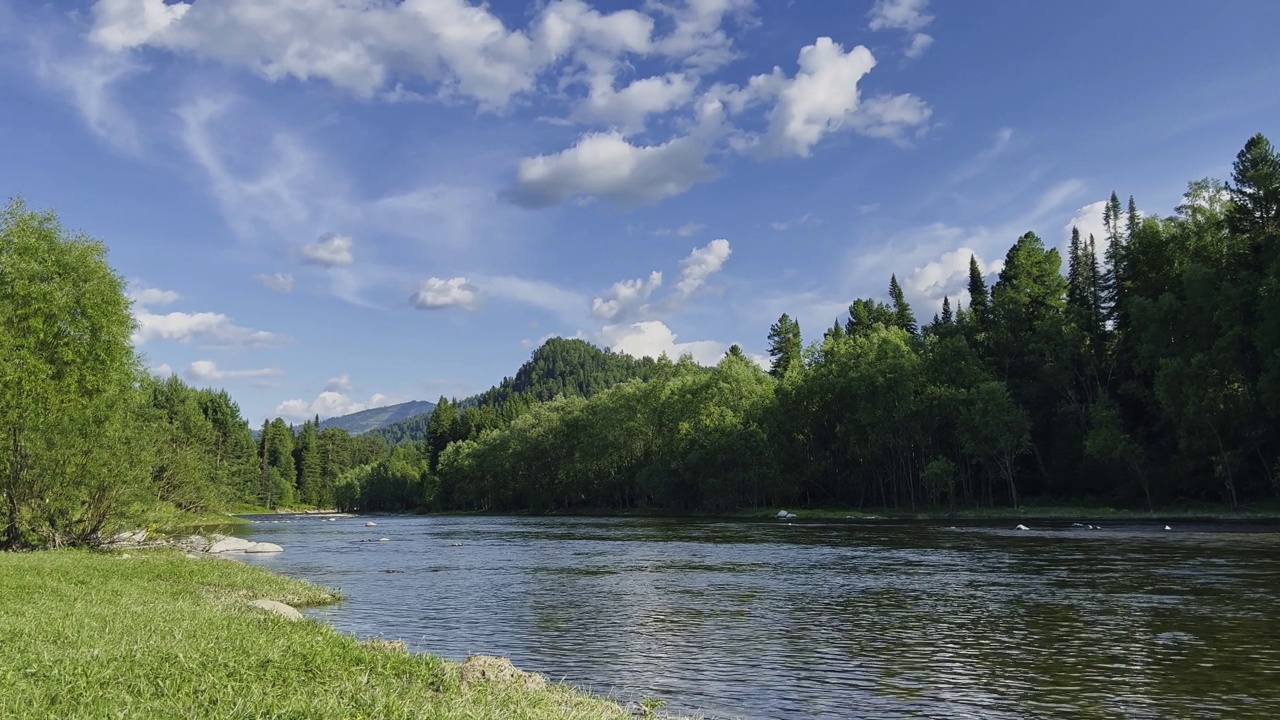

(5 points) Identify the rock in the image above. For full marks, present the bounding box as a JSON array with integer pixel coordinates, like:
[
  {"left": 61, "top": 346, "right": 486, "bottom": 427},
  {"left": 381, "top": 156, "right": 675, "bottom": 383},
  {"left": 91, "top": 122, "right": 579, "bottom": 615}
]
[
  {"left": 248, "top": 599, "right": 303, "bottom": 621},
  {"left": 1164, "top": 525, "right": 1173, "bottom": 531},
  {"left": 459, "top": 655, "right": 546, "bottom": 691},
  {"left": 776, "top": 510, "right": 789, "bottom": 519},
  {"left": 378, "top": 537, "right": 389, "bottom": 542},
  {"left": 184, "top": 553, "right": 202, "bottom": 559},
  {"left": 119, "top": 553, "right": 132, "bottom": 559},
  {"left": 365, "top": 521, "right": 378, "bottom": 527},
  {"left": 363, "top": 638, "right": 408, "bottom": 653},
  {"left": 112, "top": 530, "right": 148, "bottom": 544},
  {"left": 207, "top": 537, "right": 254, "bottom": 553},
  {"left": 1015, "top": 524, "right": 1030, "bottom": 531},
  {"left": 245, "top": 542, "right": 284, "bottom": 554}
]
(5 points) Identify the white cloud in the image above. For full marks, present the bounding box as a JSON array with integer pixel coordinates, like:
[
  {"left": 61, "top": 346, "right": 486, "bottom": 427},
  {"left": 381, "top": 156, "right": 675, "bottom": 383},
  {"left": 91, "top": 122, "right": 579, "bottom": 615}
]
[
  {"left": 676, "top": 238, "right": 732, "bottom": 299},
  {"left": 254, "top": 272, "right": 294, "bottom": 293},
  {"left": 904, "top": 246, "right": 1002, "bottom": 312},
  {"left": 34, "top": 41, "right": 144, "bottom": 154},
  {"left": 591, "top": 271, "right": 663, "bottom": 320},
  {"left": 410, "top": 277, "right": 479, "bottom": 311},
  {"left": 771, "top": 212, "right": 818, "bottom": 231},
  {"left": 597, "top": 320, "right": 726, "bottom": 366},
  {"left": 149, "top": 363, "right": 174, "bottom": 377},
  {"left": 325, "top": 374, "right": 353, "bottom": 393},
  {"left": 509, "top": 129, "right": 718, "bottom": 208},
  {"left": 86, "top": 0, "right": 740, "bottom": 112},
  {"left": 300, "top": 233, "right": 354, "bottom": 267},
  {"left": 275, "top": 391, "right": 394, "bottom": 421},
  {"left": 1064, "top": 201, "right": 1108, "bottom": 253},
  {"left": 868, "top": 0, "right": 934, "bottom": 33},
  {"left": 746, "top": 38, "right": 929, "bottom": 157},
  {"left": 128, "top": 282, "right": 180, "bottom": 307},
  {"left": 577, "top": 72, "right": 697, "bottom": 133},
  {"left": 185, "top": 360, "right": 283, "bottom": 383},
  {"left": 133, "top": 309, "right": 289, "bottom": 348},
  {"left": 904, "top": 33, "right": 933, "bottom": 59}
]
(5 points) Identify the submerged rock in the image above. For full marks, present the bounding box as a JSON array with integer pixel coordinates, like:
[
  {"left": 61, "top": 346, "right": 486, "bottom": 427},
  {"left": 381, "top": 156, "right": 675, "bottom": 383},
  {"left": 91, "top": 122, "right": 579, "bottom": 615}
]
[
  {"left": 365, "top": 521, "right": 378, "bottom": 527},
  {"left": 248, "top": 599, "right": 303, "bottom": 622},
  {"left": 245, "top": 542, "right": 283, "bottom": 554},
  {"left": 459, "top": 655, "right": 546, "bottom": 691}
]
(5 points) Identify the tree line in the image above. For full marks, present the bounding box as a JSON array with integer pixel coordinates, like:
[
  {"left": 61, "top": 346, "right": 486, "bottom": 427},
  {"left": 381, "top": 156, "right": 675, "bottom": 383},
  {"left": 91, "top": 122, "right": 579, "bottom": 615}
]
[
  {"left": 5, "top": 133, "right": 1278, "bottom": 543},
  {"left": 342, "top": 133, "right": 1280, "bottom": 514},
  {"left": 0, "top": 198, "right": 398, "bottom": 547}
]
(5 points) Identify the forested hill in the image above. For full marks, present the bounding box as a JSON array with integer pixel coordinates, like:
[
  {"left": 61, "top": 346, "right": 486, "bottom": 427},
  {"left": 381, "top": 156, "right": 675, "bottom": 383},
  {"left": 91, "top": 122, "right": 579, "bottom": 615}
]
[
  {"left": 316, "top": 400, "right": 436, "bottom": 435},
  {"left": 369, "top": 338, "right": 657, "bottom": 445}
]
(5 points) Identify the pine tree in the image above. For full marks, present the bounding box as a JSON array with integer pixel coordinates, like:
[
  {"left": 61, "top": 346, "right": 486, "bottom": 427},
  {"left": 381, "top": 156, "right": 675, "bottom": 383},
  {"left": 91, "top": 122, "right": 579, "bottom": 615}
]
[
  {"left": 1086, "top": 234, "right": 1104, "bottom": 340},
  {"left": 966, "top": 254, "right": 989, "bottom": 326},
  {"left": 1226, "top": 133, "right": 1280, "bottom": 239},
  {"left": 426, "top": 397, "right": 457, "bottom": 471},
  {"left": 888, "top": 274, "right": 918, "bottom": 335},
  {"left": 766, "top": 313, "right": 802, "bottom": 379},
  {"left": 293, "top": 420, "right": 322, "bottom": 505},
  {"left": 1067, "top": 226, "right": 1084, "bottom": 314},
  {"left": 1102, "top": 191, "right": 1125, "bottom": 327},
  {"left": 941, "top": 296, "right": 954, "bottom": 324}
]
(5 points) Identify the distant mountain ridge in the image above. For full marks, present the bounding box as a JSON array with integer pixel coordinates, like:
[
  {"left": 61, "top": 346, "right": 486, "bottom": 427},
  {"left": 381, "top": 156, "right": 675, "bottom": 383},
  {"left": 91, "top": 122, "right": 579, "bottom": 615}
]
[{"left": 316, "top": 400, "right": 436, "bottom": 435}]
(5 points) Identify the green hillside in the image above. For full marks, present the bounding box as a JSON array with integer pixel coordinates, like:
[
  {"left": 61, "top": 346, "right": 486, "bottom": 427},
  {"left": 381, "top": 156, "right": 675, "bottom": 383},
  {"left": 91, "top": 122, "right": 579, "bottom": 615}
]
[{"left": 317, "top": 400, "right": 436, "bottom": 435}]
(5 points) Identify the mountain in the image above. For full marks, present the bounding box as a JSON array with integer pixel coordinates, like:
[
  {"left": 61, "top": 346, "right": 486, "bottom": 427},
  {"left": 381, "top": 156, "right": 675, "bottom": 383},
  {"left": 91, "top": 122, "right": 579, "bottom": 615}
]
[
  {"left": 369, "top": 338, "right": 658, "bottom": 445},
  {"left": 316, "top": 400, "right": 436, "bottom": 435}
]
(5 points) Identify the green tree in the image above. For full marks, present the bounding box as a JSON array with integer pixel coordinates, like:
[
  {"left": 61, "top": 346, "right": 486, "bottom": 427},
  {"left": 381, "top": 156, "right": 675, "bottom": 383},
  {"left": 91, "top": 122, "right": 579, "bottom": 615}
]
[
  {"left": 1, "top": 199, "right": 147, "bottom": 548},
  {"left": 766, "top": 313, "right": 802, "bottom": 379},
  {"left": 888, "top": 274, "right": 918, "bottom": 335}
]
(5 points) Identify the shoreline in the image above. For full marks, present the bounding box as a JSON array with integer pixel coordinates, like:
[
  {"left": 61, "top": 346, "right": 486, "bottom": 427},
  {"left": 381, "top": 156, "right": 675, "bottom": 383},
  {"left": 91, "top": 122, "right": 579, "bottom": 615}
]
[
  {"left": 331, "top": 503, "right": 1280, "bottom": 524},
  {"left": 0, "top": 548, "right": 672, "bottom": 719}
]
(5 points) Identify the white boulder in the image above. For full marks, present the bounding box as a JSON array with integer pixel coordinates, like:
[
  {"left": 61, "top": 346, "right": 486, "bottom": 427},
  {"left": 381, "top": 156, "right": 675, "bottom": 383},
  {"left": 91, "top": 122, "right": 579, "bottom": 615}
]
[
  {"left": 365, "top": 522, "right": 378, "bottom": 527},
  {"left": 248, "top": 599, "right": 303, "bottom": 622},
  {"left": 1015, "top": 524, "right": 1030, "bottom": 531},
  {"left": 245, "top": 542, "right": 284, "bottom": 554},
  {"left": 207, "top": 537, "right": 254, "bottom": 553}
]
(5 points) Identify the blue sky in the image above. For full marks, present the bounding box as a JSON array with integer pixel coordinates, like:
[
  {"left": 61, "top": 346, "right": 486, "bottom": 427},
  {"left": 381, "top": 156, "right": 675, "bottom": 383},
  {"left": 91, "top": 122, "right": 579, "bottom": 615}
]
[{"left": 2, "top": 0, "right": 1277, "bottom": 425}]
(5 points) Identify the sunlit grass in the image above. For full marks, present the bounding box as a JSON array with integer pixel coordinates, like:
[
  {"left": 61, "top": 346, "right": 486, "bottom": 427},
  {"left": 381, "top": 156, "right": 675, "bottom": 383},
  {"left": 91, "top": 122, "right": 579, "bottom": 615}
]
[{"left": 0, "top": 550, "right": 652, "bottom": 719}]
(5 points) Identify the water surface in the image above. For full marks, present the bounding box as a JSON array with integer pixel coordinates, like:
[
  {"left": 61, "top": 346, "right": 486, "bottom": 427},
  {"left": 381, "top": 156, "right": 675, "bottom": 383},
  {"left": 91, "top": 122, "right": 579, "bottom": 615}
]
[{"left": 241, "top": 515, "right": 1280, "bottom": 719}]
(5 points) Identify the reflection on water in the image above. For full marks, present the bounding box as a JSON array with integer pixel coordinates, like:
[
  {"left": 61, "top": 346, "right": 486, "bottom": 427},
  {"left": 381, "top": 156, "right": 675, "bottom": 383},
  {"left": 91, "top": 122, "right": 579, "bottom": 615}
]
[{"left": 241, "top": 516, "right": 1280, "bottom": 719}]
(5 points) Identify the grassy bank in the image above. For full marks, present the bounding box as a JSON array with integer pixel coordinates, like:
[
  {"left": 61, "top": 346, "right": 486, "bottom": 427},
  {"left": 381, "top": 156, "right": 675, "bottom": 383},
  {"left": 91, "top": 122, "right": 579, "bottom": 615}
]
[{"left": 0, "top": 551, "right": 649, "bottom": 719}]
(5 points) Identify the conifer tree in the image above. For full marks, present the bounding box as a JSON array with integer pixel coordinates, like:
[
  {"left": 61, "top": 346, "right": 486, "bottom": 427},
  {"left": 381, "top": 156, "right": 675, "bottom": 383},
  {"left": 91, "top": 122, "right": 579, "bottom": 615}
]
[
  {"left": 767, "top": 314, "right": 802, "bottom": 379},
  {"left": 941, "top": 296, "right": 954, "bottom": 324},
  {"left": 888, "top": 274, "right": 918, "bottom": 335},
  {"left": 966, "top": 254, "right": 989, "bottom": 326}
]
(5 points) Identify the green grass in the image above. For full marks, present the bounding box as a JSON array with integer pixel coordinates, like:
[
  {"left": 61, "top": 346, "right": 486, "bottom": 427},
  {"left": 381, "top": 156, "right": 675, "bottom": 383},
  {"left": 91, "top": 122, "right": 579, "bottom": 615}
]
[{"left": 0, "top": 550, "right": 651, "bottom": 719}]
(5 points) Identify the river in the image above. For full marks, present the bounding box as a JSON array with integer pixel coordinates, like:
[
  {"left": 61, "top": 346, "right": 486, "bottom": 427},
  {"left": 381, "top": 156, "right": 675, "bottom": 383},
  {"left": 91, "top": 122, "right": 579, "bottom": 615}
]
[{"left": 239, "top": 515, "right": 1280, "bottom": 719}]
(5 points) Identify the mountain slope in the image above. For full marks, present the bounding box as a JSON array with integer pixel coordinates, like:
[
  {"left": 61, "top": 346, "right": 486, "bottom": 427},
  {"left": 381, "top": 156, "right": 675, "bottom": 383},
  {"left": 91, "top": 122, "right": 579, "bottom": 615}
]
[
  {"left": 316, "top": 400, "right": 436, "bottom": 435},
  {"left": 370, "top": 338, "right": 658, "bottom": 445}
]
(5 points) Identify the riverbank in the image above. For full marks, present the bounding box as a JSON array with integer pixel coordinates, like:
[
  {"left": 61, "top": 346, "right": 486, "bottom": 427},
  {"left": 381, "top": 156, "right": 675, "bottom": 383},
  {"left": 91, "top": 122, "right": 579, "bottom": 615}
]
[
  {"left": 0, "top": 550, "right": 660, "bottom": 719},
  {"left": 415, "top": 501, "right": 1280, "bottom": 523}
]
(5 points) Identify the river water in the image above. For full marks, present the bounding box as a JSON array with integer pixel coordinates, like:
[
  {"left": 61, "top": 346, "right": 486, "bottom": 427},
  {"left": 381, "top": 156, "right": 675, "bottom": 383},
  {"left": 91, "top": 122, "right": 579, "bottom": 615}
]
[{"left": 239, "top": 515, "right": 1280, "bottom": 719}]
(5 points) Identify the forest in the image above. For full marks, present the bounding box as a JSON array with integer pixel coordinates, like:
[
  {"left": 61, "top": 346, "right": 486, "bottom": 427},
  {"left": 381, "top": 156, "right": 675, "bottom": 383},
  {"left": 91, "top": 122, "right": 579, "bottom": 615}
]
[{"left": 2, "top": 133, "right": 1278, "bottom": 547}]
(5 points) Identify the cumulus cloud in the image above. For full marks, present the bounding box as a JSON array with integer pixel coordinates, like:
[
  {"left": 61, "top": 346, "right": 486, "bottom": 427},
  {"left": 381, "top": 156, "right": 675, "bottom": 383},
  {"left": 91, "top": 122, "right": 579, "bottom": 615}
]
[
  {"left": 904, "top": 33, "right": 933, "bottom": 59},
  {"left": 132, "top": 309, "right": 289, "bottom": 348},
  {"left": 868, "top": 0, "right": 934, "bottom": 33},
  {"left": 85, "top": 0, "right": 742, "bottom": 111},
  {"left": 128, "top": 282, "right": 180, "bottom": 307},
  {"left": 185, "top": 360, "right": 283, "bottom": 383},
  {"left": 325, "top": 374, "right": 353, "bottom": 393},
  {"left": 300, "top": 233, "right": 354, "bottom": 267},
  {"left": 746, "top": 38, "right": 929, "bottom": 157},
  {"left": 591, "top": 271, "right": 663, "bottom": 320},
  {"left": 904, "top": 246, "right": 1003, "bottom": 311},
  {"left": 149, "top": 363, "right": 174, "bottom": 377},
  {"left": 254, "top": 272, "right": 294, "bottom": 293},
  {"left": 577, "top": 72, "right": 697, "bottom": 133},
  {"left": 275, "top": 391, "right": 394, "bottom": 421},
  {"left": 597, "top": 320, "right": 726, "bottom": 366},
  {"left": 676, "top": 238, "right": 731, "bottom": 299},
  {"left": 509, "top": 129, "right": 718, "bottom": 208},
  {"left": 410, "top": 277, "right": 479, "bottom": 310}
]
